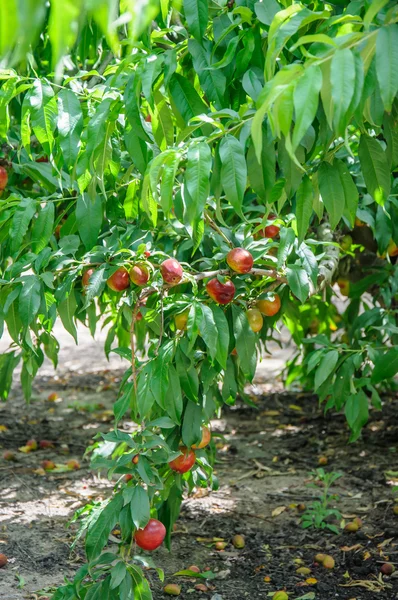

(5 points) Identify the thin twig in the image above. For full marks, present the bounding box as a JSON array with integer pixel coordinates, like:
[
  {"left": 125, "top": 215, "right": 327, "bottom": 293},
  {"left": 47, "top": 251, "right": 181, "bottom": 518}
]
[{"left": 204, "top": 211, "right": 234, "bottom": 248}]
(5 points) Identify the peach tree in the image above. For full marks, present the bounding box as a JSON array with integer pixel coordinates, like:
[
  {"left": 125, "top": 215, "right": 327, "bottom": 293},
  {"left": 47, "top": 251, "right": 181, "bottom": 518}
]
[{"left": 0, "top": 0, "right": 397, "bottom": 597}]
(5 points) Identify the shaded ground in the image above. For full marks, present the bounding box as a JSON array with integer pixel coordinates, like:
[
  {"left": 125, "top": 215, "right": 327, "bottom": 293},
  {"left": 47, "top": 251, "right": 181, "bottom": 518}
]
[{"left": 0, "top": 370, "right": 397, "bottom": 600}]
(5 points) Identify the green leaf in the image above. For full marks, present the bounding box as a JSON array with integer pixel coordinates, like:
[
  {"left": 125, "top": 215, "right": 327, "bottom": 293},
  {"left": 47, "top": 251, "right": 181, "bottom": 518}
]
[
  {"left": 254, "top": 0, "right": 280, "bottom": 26},
  {"left": 318, "top": 162, "right": 345, "bottom": 229},
  {"left": 295, "top": 175, "right": 313, "bottom": 245},
  {"left": 292, "top": 65, "right": 322, "bottom": 150},
  {"left": 31, "top": 202, "right": 54, "bottom": 253},
  {"left": 371, "top": 348, "right": 398, "bottom": 384},
  {"left": 330, "top": 48, "right": 355, "bottom": 135},
  {"left": 358, "top": 134, "right": 391, "bottom": 205},
  {"left": 375, "top": 204, "right": 392, "bottom": 253},
  {"left": 199, "top": 304, "right": 218, "bottom": 360},
  {"left": 57, "top": 89, "right": 83, "bottom": 170},
  {"left": 232, "top": 305, "right": 257, "bottom": 381},
  {"left": 185, "top": 142, "right": 212, "bottom": 223},
  {"left": 10, "top": 198, "right": 37, "bottom": 255},
  {"left": 19, "top": 276, "right": 41, "bottom": 326},
  {"left": 76, "top": 195, "right": 102, "bottom": 250},
  {"left": 182, "top": 401, "right": 202, "bottom": 447},
  {"left": 29, "top": 80, "right": 57, "bottom": 154},
  {"left": 345, "top": 391, "right": 369, "bottom": 441},
  {"left": 137, "top": 364, "right": 156, "bottom": 417},
  {"left": 114, "top": 383, "right": 133, "bottom": 425},
  {"left": 0, "top": 77, "right": 16, "bottom": 138},
  {"left": 48, "top": 0, "right": 83, "bottom": 77},
  {"left": 219, "top": 135, "right": 247, "bottom": 218},
  {"left": 286, "top": 265, "right": 309, "bottom": 303},
  {"left": 130, "top": 486, "right": 150, "bottom": 529},
  {"left": 110, "top": 562, "right": 127, "bottom": 590},
  {"left": 0, "top": 352, "right": 20, "bottom": 401},
  {"left": 210, "top": 305, "right": 229, "bottom": 369},
  {"left": 314, "top": 350, "right": 338, "bottom": 391},
  {"left": 58, "top": 291, "right": 78, "bottom": 343},
  {"left": 184, "top": 0, "right": 208, "bottom": 41},
  {"left": 334, "top": 159, "right": 359, "bottom": 228},
  {"left": 86, "top": 495, "right": 123, "bottom": 562},
  {"left": 169, "top": 73, "right": 208, "bottom": 127},
  {"left": 188, "top": 39, "right": 226, "bottom": 108},
  {"left": 165, "top": 365, "right": 183, "bottom": 424}
]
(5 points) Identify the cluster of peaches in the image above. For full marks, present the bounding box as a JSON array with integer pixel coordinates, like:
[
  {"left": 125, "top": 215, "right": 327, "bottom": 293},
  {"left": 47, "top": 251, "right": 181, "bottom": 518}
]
[{"left": 82, "top": 223, "right": 281, "bottom": 333}]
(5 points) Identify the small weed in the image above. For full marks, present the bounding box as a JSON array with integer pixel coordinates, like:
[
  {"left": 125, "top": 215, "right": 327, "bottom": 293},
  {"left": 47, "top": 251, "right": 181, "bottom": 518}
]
[{"left": 300, "top": 468, "right": 343, "bottom": 534}]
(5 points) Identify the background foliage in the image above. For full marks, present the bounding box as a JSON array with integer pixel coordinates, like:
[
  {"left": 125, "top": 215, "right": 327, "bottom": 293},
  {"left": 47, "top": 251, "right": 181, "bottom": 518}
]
[{"left": 0, "top": 0, "right": 397, "bottom": 597}]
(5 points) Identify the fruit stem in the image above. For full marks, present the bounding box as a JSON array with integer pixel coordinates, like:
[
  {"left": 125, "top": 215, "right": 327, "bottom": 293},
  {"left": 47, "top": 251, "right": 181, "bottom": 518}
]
[{"left": 204, "top": 211, "right": 234, "bottom": 248}]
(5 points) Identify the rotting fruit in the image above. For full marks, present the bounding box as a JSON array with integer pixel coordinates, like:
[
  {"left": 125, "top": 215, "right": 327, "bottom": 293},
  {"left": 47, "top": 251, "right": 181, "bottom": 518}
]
[
  {"left": 272, "top": 592, "right": 288, "bottom": 600},
  {"left": 0, "top": 553, "right": 7, "bottom": 568},
  {"left": 134, "top": 518, "right": 166, "bottom": 551},
  {"left": 226, "top": 248, "right": 253, "bottom": 274},
  {"left": 161, "top": 258, "right": 183, "bottom": 285},
  {"left": 41, "top": 460, "right": 56, "bottom": 471},
  {"left": 232, "top": 534, "right": 245, "bottom": 549},
  {"left": 107, "top": 267, "right": 130, "bottom": 292},
  {"left": 380, "top": 563, "right": 395, "bottom": 575},
  {"left": 192, "top": 426, "right": 211, "bottom": 449},
  {"left": 344, "top": 521, "right": 358, "bottom": 532},
  {"left": 163, "top": 584, "right": 181, "bottom": 596},
  {"left": 129, "top": 264, "right": 150, "bottom": 286},
  {"left": 206, "top": 278, "right": 235, "bottom": 305},
  {"left": 169, "top": 447, "right": 196, "bottom": 473},
  {"left": 257, "top": 294, "right": 281, "bottom": 317},
  {"left": 322, "top": 555, "right": 335, "bottom": 569}
]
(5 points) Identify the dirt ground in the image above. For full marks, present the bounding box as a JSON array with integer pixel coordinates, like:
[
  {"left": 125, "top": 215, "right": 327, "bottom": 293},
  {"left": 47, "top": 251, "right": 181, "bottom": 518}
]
[{"left": 1, "top": 359, "right": 398, "bottom": 600}]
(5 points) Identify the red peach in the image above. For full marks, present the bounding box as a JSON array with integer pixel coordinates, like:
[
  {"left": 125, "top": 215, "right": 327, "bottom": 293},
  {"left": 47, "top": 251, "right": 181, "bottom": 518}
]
[
  {"left": 206, "top": 278, "right": 235, "bottom": 305},
  {"left": 107, "top": 267, "right": 130, "bottom": 292},
  {"left": 169, "top": 447, "right": 196, "bottom": 473},
  {"left": 129, "top": 264, "right": 149, "bottom": 286},
  {"left": 161, "top": 259, "right": 183, "bottom": 286},
  {"left": 226, "top": 248, "right": 254, "bottom": 274}
]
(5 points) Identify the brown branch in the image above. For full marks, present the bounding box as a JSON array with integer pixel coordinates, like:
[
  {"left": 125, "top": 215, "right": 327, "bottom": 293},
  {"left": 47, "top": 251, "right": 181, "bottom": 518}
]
[{"left": 204, "top": 211, "right": 234, "bottom": 248}]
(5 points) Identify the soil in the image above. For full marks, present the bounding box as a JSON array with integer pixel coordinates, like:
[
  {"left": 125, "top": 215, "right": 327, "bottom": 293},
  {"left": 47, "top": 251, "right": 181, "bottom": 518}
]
[{"left": 0, "top": 367, "right": 398, "bottom": 600}]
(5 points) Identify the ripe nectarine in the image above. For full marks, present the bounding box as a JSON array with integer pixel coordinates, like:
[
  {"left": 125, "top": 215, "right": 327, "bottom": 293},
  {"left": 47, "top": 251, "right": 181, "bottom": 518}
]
[
  {"left": 161, "top": 258, "right": 183, "bottom": 285},
  {"left": 257, "top": 294, "right": 281, "bottom": 317},
  {"left": 192, "top": 426, "right": 211, "bottom": 449},
  {"left": 82, "top": 268, "right": 95, "bottom": 288},
  {"left": 134, "top": 518, "right": 166, "bottom": 551},
  {"left": 169, "top": 447, "right": 196, "bottom": 473},
  {"left": 206, "top": 278, "right": 235, "bottom": 305},
  {"left": 107, "top": 267, "right": 130, "bottom": 291},
  {"left": 0, "top": 166, "right": 8, "bottom": 191},
  {"left": 226, "top": 248, "right": 253, "bottom": 274},
  {"left": 129, "top": 264, "right": 149, "bottom": 286}
]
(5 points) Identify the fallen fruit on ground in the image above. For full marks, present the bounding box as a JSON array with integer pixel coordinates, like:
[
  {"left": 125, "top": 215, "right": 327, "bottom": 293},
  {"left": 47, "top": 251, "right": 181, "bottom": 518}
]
[
  {"left": 318, "top": 455, "right": 328, "bottom": 466},
  {"left": 0, "top": 553, "right": 7, "bottom": 567},
  {"left": 380, "top": 563, "right": 395, "bottom": 575},
  {"left": 26, "top": 439, "right": 38, "bottom": 451},
  {"left": 337, "top": 278, "right": 350, "bottom": 296},
  {"left": 169, "top": 447, "right": 196, "bottom": 473},
  {"left": 232, "top": 534, "right": 245, "bottom": 549},
  {"left": 226, "top": 248, "right": 254, "bottom": 274},
  {"left": 246, "top": 308, "right": 263, "bottom": 332},
  {"left": 192, "top": 426, "right": 211, "bottom": 449},
  {"left": 187, "top": 565, "right": 200, "bottom": 573},
  {"left": 206, "top": 278, "right": 235, "bottom": 304},
  {"left": 257, "top": 294, "right": 281, "bottom": 317},
  {"left": 39, "top": 440, "right": 55, "bottom": 449},
  {"left": 134, "top": 518, "right": 166, "bottom": 551},
  {"left": 129, "top": 264, "right": 150, "bottom": 286},
  {"left": 3, "top": 451, "right": 16, "bottom": 461},
  {"left": 297, "top": 503, "right": 306, "bottom": 512},
  {"left": 322, "top": 555, "right": 335, "bottom": 569},
  {"left": 314, "top": 553, "right": 326, "bottom": 563},
  {"left": 272, "top": 591, "right": 288, "bottom": 600},
  {"left": 353, "top": 517, "right": 363, "bottom": 528},
  {"left": 296, "top": 567, "right": 311, "bottom": 575},
  {"left": 195, "top": 584, "right": 208, "bottom": 592},
  {"left": 174, "top": 310, "right": 189, "bottom": 331},
  {"left": 163, "top": 584, "right": 181, "bottom": 596},
  {"left": 393, "top": 505, "right": 398, "bottom": 515},
  {"left": 161, "top": 258, "right": 183, "bottom": 285},
  {"left": 66, "top": 459, "right": 80, "bottom": 470},
  {"left": 0, "top": 166, "right": 8, "bottom": 190},
  {"left": 41, "top": 460, "right": 56, "bottom": 471},
  {"left": 47, "top": 392, "right": 59, "bottom": 401},
  {"left": 215, "top": 541, "right": 227, "bottom": 550},
  {"left": 82, "top": 268, "right": 95, "bottom": 288},
  {"left": 107, "top": 267, "right": 130, "bottom": 291},
  {"left": 344, "top": 521, "right": 358, "bottom": 532}
]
